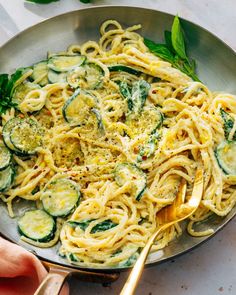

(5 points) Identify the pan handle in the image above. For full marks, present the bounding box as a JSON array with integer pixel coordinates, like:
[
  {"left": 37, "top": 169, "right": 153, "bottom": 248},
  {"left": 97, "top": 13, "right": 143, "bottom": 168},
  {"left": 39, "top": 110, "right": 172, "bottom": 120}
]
[
  {"left": 34, "top": 261, "right": 120, "bottom": 295},
  {"left": 34, "top": 265, "right": 68, "bottom": 295}
]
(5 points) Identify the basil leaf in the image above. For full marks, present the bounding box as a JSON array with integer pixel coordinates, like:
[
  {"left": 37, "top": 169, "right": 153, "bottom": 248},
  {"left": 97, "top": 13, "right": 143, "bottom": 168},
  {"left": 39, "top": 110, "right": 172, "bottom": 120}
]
[
  {"left": 0, "top": 74, "right": 9, "bottom": 98},
  {"left": 144, "top": 38, "right": 174, "bottom": 63},
  {"left": 180, "top": 60, "right": 200, "bottom": 82},
  {"left": 164, "top": 30, "right": 175, "bottom": 53},
  {"left": 0, "top": 73, "right": 17, "bottom": 114},
  {"left": 91, "top": 219, "right": 117, "bottom": 233},
  {"left": 171, "top": 15, "right": 187, "bottom": 60}
]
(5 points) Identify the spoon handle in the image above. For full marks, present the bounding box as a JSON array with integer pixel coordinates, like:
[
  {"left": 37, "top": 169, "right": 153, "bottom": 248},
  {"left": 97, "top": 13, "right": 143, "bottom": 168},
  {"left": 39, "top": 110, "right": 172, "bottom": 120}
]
[{"left": 120, "top": 224, "right": 169, "bottom": 295}]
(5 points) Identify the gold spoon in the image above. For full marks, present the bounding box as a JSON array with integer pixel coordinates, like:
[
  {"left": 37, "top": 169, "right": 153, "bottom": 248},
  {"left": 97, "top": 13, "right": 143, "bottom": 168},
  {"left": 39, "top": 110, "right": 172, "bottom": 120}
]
[{"left": 120, "top": 167, "right": 204, "bottom": 295}]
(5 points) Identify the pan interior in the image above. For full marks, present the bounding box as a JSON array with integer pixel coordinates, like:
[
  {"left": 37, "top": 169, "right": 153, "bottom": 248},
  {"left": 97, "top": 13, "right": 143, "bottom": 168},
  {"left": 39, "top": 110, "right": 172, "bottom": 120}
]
[{"left": 0, "top": 6, "right": 236, "bottom": 271}]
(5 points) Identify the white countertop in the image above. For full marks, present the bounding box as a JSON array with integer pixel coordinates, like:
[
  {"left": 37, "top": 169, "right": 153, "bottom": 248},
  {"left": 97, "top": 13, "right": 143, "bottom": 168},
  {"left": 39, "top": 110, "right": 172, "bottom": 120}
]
[{"left": 0, "top": 1, "right": 236, "bottom": 294}]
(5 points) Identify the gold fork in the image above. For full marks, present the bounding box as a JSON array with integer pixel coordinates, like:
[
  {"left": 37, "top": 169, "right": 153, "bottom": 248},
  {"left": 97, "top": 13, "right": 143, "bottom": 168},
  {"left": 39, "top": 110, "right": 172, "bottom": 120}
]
[{"left": 120, "top": 167, "right": 204, "bottom": 295}]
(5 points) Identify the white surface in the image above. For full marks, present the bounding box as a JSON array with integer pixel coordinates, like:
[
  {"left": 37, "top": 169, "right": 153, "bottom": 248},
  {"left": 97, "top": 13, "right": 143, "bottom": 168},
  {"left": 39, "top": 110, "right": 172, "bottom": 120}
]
[{"left": 0, "top": 1, "right": 236, "bottom": 294}]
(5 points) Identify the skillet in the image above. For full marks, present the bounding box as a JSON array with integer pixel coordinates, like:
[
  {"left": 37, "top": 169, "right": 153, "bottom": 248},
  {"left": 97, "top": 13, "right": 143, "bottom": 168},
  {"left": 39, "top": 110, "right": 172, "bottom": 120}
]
[{"left": 0, "top": 5, "right": 236, "bottom": 280}]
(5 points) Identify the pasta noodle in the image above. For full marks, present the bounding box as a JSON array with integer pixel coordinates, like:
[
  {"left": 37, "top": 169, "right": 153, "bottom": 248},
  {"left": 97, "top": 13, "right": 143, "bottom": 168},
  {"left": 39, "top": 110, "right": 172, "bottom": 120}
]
[{"left": 1, "top": 20, "right": 236, "bottom": 268}]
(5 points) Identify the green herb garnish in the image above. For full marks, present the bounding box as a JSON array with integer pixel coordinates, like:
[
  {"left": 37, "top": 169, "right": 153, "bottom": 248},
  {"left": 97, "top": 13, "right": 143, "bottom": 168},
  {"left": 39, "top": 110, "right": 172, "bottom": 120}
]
[
  {"left": 0, "top": 71, "right": 21, "bottom": 114},
  {"left": 144, "top": 15, "right": 200, "bottom": 81}
]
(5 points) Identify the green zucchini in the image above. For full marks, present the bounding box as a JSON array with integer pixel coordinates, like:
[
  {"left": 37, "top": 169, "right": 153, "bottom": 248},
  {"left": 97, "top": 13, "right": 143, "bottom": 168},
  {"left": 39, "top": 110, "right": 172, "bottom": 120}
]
[
  {"left": 215, "top": 140, "right": 236, "bottom": 175},
  {"left": 31, "top": 61, "right": 49, "bottom": 86},
  {"left": 68, "top": 253, "right": 80, "bottom": 262},
  {"left": 0, "top": 142, "right": 12, "bottom": 171},
  {"left": 126, "top": 106, "right": 163, "bottom": 137},
  {"left": 67, "top": 219, "right": 93, "bottom": 231},
  {"left": 67, "top": 62, "right": 104, "bottom": 90},
  {"left": 115, "top": 163, "right": 147, "bottom": 201},
  {"left": 220, "top": 108, "right": 236, "bottom": 140},
  {"left": 8, "top": 67, "right": 32, "bottom": 98},
  {"left": 119, "top": 80, "right": 150, "bottom": 114},
  {"left": 41, "top": 178, "right": 80, "bottom": 217},
  {"left": 137, "top": 131, "right": 161, "bottom": 162},
  {"left": 91, "top": 108, "right": 104, "bottom": 132},
  {"left": 2, "top": 118, "right": 26, "bottom": 154},
  {"left": 11, "top": 82, "right": 40, "bottom": 106},
  {"left": 18, "top": 209, "right": 56, "bottom": 242},
  {"left": 48, "top": 69, "right": 67, "bottom": 83},
  {"left": 91, "top": 219, "right": 117, "bottom": 233},
  {"left": 48, "top": 55, "right": 86, "bottom": 72},
  {"left": 67, "top": 219, "right": 117, "bottom": 233},
  {"left": 109, "top": 65, "right": 142, "bottom": 76},
  {"left": 0, "top": 165, "right": 15, "bottom": 192},
  {"left": 9, "top": 118, "right": 43, "bottom": 155},
  {"left": 119, "top": 81, "right": 132, "bottom": 110},
  {"left": 131, "top": 80, "right": 150, "bottom": 114},
  {"left": 62, "top": 88, "right": 97, "bottom": 127},
  {"left": 118, "top": 252, "right": 139, "bottom": 267}
]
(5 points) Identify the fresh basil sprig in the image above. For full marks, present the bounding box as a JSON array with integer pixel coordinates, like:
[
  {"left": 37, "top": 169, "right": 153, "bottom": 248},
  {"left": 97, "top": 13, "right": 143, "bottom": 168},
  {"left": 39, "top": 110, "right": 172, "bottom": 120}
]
[
  {"left": 144, "top": 15, "right": 200, "bottom": 82},
  {"left": 0, "top": 72, "right": 20, "bottom": 115}
]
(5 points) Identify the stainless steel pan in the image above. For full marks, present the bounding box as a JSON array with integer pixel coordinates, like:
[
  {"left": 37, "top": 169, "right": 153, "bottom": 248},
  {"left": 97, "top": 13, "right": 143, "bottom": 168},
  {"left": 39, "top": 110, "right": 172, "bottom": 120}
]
[{"left": 0, "top": 4, "right": 236, "bottom": 284}]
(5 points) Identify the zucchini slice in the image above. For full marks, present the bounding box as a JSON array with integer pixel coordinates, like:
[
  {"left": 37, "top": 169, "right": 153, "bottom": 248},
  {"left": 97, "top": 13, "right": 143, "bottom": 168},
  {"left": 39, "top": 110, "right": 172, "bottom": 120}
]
[
  {"left": 137, "top": 131, "right": 161, "bottom": 162},
  {"left": 2, "top": 118, "right": 25, "bottom": 154},
  {"left": 216, "top": 140, "right": 236, "bottom": 175},
  {"left": 62, "top": 88, "right": 97, "bottom": 127},
  {"left": 48, "top": 55, "right": 86, "bottom": 72},
  {"left": 0, "top": 165, "right": 15, "bottom": 192},
  {"left": 8, "top": 67, "right": 33, "bottom": 98},
  {"left": 48, "top": 69, "right": 67, "bottom": 83},
  {"left": 91, "top": 108, "right": 104, "bottom": 132},
  {"left": 67, "top": 219, "right": 118, "bottom": 233},
  {"left": 41, "top": 178, "right": 80, "bottom": 217},
  {"left": 9, "top": 118, "right": 43, "bottom": 155},
  {"left": 109, "top": 65, "right": 142, "bottom": 76},
  {"left": 126, "top": 106, "right": 163, "bottom": 137},
  {"left": 0, "top": 142, "right": 12, "bottom": 171},
  {"left": 91, "top": 219, "right": 118, "bottom": 233},
  {"left": 67, "top": 62, "right": 104, "bottom": 90},
  {"left": 220, "top": 108, "right": 236, "bottom": 140},
  {"left": 11, "top": 82, "right": 40, "bottom": 106},
  {"left": 115, "top": 163, "right": 146, "bottom": 201},
  {"left": 120, "top": 80, "right": 150, "bottom": 114},
  {"left": 31, "top": 61, "right": 49, "bottom": 86},
  {"left": 18, "top": 209, "right": 56, "bottom": 242}
]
